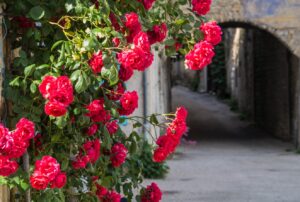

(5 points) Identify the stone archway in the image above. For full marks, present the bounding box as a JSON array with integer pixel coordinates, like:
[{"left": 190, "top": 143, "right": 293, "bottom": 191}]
[{"left": 207, "top": 0, "right": 300, "bottom": 57}]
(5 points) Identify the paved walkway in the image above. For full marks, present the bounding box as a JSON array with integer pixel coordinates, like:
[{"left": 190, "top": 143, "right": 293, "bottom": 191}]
[{"left": 146, "top": 86, "right": 300, "bottom": 202}]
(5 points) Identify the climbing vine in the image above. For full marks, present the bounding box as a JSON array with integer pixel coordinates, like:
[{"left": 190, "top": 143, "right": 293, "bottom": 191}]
[{"left": 0, "top": 0, "right": 221, "bottom": 201}]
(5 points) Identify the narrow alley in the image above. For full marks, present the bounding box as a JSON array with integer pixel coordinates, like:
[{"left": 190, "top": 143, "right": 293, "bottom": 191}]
[{"left": 150, "top": 86, "right": 300, "bottom": 202}]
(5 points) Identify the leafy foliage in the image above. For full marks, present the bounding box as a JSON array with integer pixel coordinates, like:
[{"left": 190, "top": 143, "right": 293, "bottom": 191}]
[{"left": 1, "top": 0, "right": 211, "bottom": 201}]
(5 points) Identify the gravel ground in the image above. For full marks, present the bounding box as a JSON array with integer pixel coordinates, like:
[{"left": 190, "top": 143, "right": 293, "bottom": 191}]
[{"left": 145, "top": 86, "right": 300, "bottom": 202}]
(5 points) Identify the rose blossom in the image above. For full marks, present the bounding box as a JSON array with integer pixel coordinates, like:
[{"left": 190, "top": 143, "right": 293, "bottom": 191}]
[
  {"left": 107, "top": 83, "right": 125, "bottom": 101},
  {"left": 96, "top": 184, "right": 121, "bottom": 202},
  {"left": 133, "top": 31, "right": 151, "bottom": 51},
  {"left": 87, "top": 124, "right": 98, "bottom": 136},
  {"left": 185, "top": 41, "right": 215, "bottom": 70},
  {"left": 30, "top": 156, "right": 66, "bottom": 190},
  {"left": 30, "top": 171, "right": 49, "bottom": 190},
  {"left": 86, "top": 99, "right": 111, "bottom": 123},
  {"left": 200, "top": 21, "right": 222, "bottom": 46},
  {"left": 137, "top": 0, "right": 156, "bottom": 10},
  {"left": 83, "top": 139, "right": 101, "bottom": 164},
  {"left": 192, "top": 0, "right": 212, "bottom": 16},
  {"left": 141, "top": 183, "right": 162, "bottom": 202},
  {"left": 51, "top": 172, "right": 67, "bottom": 189},
  {"left": 45, "top": 101, "right": 67, "bottom": 117},
  {"left": 153, "top": 107, "right": 188, "bottom": 162},
  {"left": 117, "top": 47, "right": 154, "bottom": 71},
  {"left": 119, "top": 65, "right": 134, "bottom": 81},
  {"left": 15, "top": 118, "right": 35, "bottom": 140},
  {"left": 124, "top": 12, "right": 142, "bottom": 42},
  {"left": 106, "top": 121, "right": 119, "bottom": 135},
  {"left": 119, "top": 91, "right": 139, "bottom": 115},
  {"left": 88, "top": 51, "right": 104, "bottom": 74},
  {"left": 39, "top": 76, "right": 57, "bottom": 99},
  {"left": 39, "top": 75, "right": 73, "bottom": 117},
  {"left": 0, "top": 156, "right": 19, "bottom": 177},
  {"left": 110, "top": 143, "right": 127, "bottom": 167},
  {"left": 153, "top": 147, "right": 168, "bottom": 163},
  {"left": 147, "top": 23, "right": 167, "bottom": 44},
  {"left": 34, "top": 156, "right": 60, "bottom": 181}
]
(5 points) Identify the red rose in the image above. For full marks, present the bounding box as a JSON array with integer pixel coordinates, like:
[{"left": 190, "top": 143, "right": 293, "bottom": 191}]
[
  {"left": 167, "top": 119, "right": 187, "bottom": 140},
  {"left": 107, "top": 83, "right": 125, "bottom": 101},
  {"left": 0, "top": 156, "right": 18, "bottom": 177},
  {"left": 30, "top": 171, "right": 49, "bottom": 190},
  {"left": 39, "top": 76, "right": 57, "bottom": 99},
  {"left": 124, "top": 12, "right": 142, "bottom": 43},
  {"left": 51, "top": 172, "right": 67, "bottom": 189},
  {"left": 15, "top": 118, "right": 35, "bottom": 140},
  {"left": 45, "top": 101, "right": 67, "bottom": 117},
  {"left": 5, "top": 131, "right": 29, "bottom": 158},
  {"left": 156, "top": 135, "right": 177, "bottom": 154},
  {"left": 200, "top": 21, "right": 222, "bottom": 46},
  {"left": 119, "top": 91, "right": 139, "bottom": 115},
  {"left": 119, "top": 66, "right": 134, "bottom": 82},
  {"left": 147, "top": 23, "right": 167, "bottom": 44},
  {"left": 117, "top": 46, "right": 154, "bottom": 71},
  {"left": 83, "top": 139, "right": 101, "bottom": 164},
  {"left": 141, "top": 182, "right": 162, "bottom": 202},
  {"left": 192, "top": 0, "right": 212, "bottom": 16},
  {"left": 96, "top": 184, "right": 108, "bottom": 199},
  {"left": 88, "top": 51, "right": 104, "bottom": 74},
  {"left": 40, "top": 76, "right": 73, "bottom": 117},
  {"left": 49, "top": 76, "right": 73, "bottom": 105},
  {"left": 87, "top": 124, "right": 98, "bottom": 136},
  {"left": 86, "top": 99, "right": 111, "bottom": 123},
  {"left": 103, "top": 190, "right": 122, "bottom": 202},
  {"left": 133, "top": 31, "right": 151, "bottom": 51},
  {"left": 72, "top": 155, "right": 89, "bottom": 170},
  {"left": 110, "top": 143, "right": 127, "bottom": 167},
  {"left": 106, "top": 121, "right": 119, "bottom": 135},
  {"left": 185, "top": 41, "right": 215, "bottom": 70},
  {"left": 137, "top": 0, "right": 156, "bottom": 10},
  {"left": 35, "top": 156, "right": 60, "bottom": 181},
  {"left": 153, "top": 147, "right": 168, "bottom": 163},
  {"left": 175, "top": 107, "right": 188, "bottom": 121},
  {"left": 124, "top": 12, "right": 141, "bottom": 32}
]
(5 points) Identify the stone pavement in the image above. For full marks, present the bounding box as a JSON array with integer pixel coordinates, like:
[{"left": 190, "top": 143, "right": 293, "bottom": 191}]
[{"left": 145, "top": 86, "right": 300, "bottom": 202}]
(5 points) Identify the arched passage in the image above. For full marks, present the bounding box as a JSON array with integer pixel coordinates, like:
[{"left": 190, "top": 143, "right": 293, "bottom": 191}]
[{"left": 170, "top": 22, "right": 300, "bottom": 145}]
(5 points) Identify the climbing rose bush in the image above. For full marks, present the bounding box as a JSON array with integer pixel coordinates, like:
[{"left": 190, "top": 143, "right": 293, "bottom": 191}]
[{"left": 2, "top": 0, "right": 220, "bottom": 201}]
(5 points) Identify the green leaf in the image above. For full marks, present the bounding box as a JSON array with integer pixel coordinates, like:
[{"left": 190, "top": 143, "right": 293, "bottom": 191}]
[
  {"left": 0, "top": 176, "right": 8, "bottom": 185},
  {"left": 165, "top": 39, "right": 176, "bottom": 46},
  {"left": 24, "top": 64, "right": 36, "bottom": 77},
  {"left": 133, "top": 122, "right": 143, "bottom": 128},
  {"left": 70, "top": 70, "right": 81, "bottom": 82},
  {"left": 103, "top": 127, "right": 112, "bottom": 149},
  {"left": 29, "top": 6, "right": 45, "bottom": 20},
  {"left": 9, "top": 76, "right": 21, "bottom": 87},
  {"left": 51, "top": 40, "right": 64, "bottom": 51},
  {"left": 54, "top": 116, "right": 67, "bottom": 129},
  {"left": 30, "top": 82, "right": 37, "bottom": 93},
  {"left": 20, "top": 180, "right": 29, "bottom": 191},
  {"left": 150, "top": 114, "right": 159, "bottom": 125},
  {"left": 109, "top": 66, "right": 119, "bottom": 86}
]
